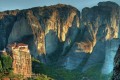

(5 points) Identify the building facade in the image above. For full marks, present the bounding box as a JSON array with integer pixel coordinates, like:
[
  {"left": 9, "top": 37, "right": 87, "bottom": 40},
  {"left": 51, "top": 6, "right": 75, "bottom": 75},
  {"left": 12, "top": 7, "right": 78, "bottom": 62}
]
[{"left": 7, "top": 42, "right": 32, "bottom": 77}]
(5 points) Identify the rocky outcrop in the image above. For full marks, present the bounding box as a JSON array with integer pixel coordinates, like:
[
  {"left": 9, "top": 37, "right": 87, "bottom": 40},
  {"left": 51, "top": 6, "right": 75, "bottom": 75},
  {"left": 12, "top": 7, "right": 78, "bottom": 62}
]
[
  {"left": 0, "top": 1, "right": 120, "bottom": 75},
  {"left": 81, "top": 1, "right": 119, "bottom": 46},
  {"left": 61, "top": 1, "right": 120, "bottom": 74},
  {"left": 81, "top": 1, "right": 120, "bottom": 74},
  {"left": 82, "top": 39, "right": 120, "bottom": 74},
  {"left": 0, "top": 4, "right": 80, "bottom": 61}
]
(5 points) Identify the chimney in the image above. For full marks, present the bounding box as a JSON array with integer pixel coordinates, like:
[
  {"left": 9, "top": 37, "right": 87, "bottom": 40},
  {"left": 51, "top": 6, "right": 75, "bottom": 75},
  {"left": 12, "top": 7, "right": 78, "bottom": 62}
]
[{"left": 14, "top": 42, "right": 17, "bottom": 47}]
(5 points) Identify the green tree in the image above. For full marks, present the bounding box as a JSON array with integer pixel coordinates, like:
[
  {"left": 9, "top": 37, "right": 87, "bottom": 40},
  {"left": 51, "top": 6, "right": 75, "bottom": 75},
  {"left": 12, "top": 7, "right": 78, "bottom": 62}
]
[
  {"left": 1, "top": 56, "right": 12, "bottom": 72},
  {"left": 32, "top": 58, "right": 47, "bottom": 74}
]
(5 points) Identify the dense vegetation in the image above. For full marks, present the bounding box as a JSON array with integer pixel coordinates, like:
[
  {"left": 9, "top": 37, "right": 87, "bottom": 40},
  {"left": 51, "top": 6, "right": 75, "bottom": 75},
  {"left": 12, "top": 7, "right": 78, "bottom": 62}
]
[
  {"left": 31, "top": 57, "right": 55, "bottom": 80},
  {"left": 0, "top": 55, "right": 22, "bottom": 79},
  {"left": 28, "top": 74, "right": 54, "bottom": 80},
  {"left": 32, "top": 57, "right": 113, "bottom": 80},
  {"left": 0, "top": 56, "right": 54, "bottom": 80},
  {"left": 0, "top": 55, "right": 112, "bottom": 80},
  {"left": 0, "top": 55, "right": 24, "bottom": 79},
  {"left": 0, "top": 55, "right": 12, "bottom": 74},
  {"left": 32, "top": 57, "right": 48, "bottom": 74}
]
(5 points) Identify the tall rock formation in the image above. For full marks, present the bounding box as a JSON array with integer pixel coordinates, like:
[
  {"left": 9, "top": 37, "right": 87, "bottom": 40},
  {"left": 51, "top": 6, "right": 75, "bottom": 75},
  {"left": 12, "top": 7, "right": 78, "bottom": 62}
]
[
  {"left": 0, "top": 4, "right": 80, "bottom": 62},
  {"left": 0, "top": 1, "right": 120, "bottom": 75},
  {"left": 61, "top": 1, "right": 120, "bottom": 74},
  {"left": 81, "top": 1, "right": 120, "bottom": 74}
]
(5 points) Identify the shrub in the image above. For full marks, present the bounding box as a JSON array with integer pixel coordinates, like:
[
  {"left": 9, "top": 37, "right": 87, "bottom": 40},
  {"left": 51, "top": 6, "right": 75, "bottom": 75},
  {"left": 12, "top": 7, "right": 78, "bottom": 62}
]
[
  {"left": 0, "top": 56, "right": 12, "bottom": 72},
  {"left": 32, "top": 57, "right": 48, "bottom": 74}
]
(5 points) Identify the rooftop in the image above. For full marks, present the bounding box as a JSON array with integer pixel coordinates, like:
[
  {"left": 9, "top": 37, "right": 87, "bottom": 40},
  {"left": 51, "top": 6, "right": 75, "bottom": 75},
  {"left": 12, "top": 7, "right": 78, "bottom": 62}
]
[
  {"left": 17, "top": 43, "right": 27, "bottom": 46},
  {"left": 8, "top": 42, "right": 28, "bottom": 47}
]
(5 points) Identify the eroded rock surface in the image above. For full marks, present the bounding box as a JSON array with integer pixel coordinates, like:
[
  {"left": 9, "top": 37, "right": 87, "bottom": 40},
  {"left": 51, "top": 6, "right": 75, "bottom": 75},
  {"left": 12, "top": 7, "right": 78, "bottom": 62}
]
[
  {"left": 0, "top": 4, "right": 80, "bottom": 61},
  {"left": 0, "top": 1, "right": 120, "bottom": 74},
  {"left": 62, "top": 1, "right": 120, "bottom": 73}
]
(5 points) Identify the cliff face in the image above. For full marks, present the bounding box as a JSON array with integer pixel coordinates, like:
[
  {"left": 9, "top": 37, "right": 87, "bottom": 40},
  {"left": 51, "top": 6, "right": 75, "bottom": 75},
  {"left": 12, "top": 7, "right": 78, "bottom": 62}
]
[
  {"left": 0, "top": 1, "right": 120, "bottom": 75},
  {"left": 81, "top": 2, "right": 120, "bottom": 74},
  {"left": 0, "top": 4, "right": 80, "bottom": 60},
  {"left": 0, "top": 10, "right": 19, "bottom": 50},
  {"left": 61, "top": 1, "right": 120, "bottom": 74},
  {"left": 81, "top": 1, "right": 119, "bottom": 52}
]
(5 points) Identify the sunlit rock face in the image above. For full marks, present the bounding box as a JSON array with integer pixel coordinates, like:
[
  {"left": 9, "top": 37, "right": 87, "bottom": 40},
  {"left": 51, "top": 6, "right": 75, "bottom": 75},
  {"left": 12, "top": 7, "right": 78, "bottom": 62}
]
[
  {"left": 61, "top": 1, "right": 120, "bottom": 73},
  {"left": 7, "top": 11, "right": 46, "bottom": 58},
  {"left": 82, "top": 1, "right": 119, "bottom": 42},
  {"left": 65, "top": 1, "right": 120, "bottom": 54},
  {"left": 0, "top": 4, "right": 80, "bottom": 61},
  {"left": 111, "top": 45, "right": 120, "bottom": 80},
  {"left": 81, "top": 2, "right": 120, "bottom": 74}
]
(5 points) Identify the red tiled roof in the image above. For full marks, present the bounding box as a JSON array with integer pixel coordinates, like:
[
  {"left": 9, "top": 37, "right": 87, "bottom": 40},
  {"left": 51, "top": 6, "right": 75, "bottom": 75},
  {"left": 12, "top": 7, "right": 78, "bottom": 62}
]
[
  {"left": 8, "top": 42, "right": 16, "bottom": 47},
  {"left": 8, "top": 42, "right": 28, "bottom": 48},
  {"left": 17, "top": 43, "right": 27, "bottom": 46}
]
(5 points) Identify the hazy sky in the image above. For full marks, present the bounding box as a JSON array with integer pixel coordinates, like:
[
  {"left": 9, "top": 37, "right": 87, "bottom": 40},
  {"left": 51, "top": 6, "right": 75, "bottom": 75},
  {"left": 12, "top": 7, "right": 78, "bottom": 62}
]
[{"left": 0, "top": 0, "right": 120, "bottom": 12}]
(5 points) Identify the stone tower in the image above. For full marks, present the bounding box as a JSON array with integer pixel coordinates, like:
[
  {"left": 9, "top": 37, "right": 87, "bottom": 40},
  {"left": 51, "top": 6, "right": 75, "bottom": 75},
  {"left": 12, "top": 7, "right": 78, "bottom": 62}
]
[{"left": 7, "top": 42, "right": 32, "bottom": 77}]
